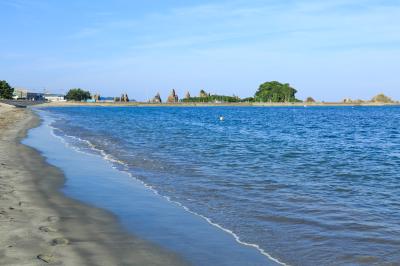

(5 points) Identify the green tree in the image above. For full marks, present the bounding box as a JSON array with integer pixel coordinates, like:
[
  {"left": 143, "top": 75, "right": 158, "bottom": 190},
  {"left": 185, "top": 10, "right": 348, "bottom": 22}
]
[
  {"left": 240, "top": 97, "right": 255, "bottom": 102},
  {"left": 0, "top": 80, "right": 14, "bottom": 99},
  {"left": 254, "top": 81, "right": 298, "bottom": 102},
  {"left": 182, "top": 94, "right": 240, "bottom": 103},
  {"left": 65, "top": 88, "right": 91, "bottom": 101}
]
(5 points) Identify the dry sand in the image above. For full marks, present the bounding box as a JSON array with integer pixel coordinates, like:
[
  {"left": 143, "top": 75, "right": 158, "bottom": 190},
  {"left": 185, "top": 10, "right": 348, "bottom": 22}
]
[{"left": 0, "top": 103, "right": 187, "bottom": 265}]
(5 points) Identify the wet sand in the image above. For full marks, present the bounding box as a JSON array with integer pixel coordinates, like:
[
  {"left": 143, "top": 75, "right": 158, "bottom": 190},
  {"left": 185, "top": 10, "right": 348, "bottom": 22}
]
[{"left": 0, "top": 103, "right": 187, "bottom": 265}]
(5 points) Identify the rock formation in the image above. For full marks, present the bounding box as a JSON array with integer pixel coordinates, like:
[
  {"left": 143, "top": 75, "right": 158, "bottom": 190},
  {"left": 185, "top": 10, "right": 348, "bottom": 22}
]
[
  {"left": 371, "top": 93, "right": 393, "bottom": 103},
  {"left": 199, "top": 90, "right": 208, "bottom": 98},
  {"left": 167, "top": 89, "right": 179, "bottom": 103},
  {"left": 151, "top": 93, "right": 162, "bottom": 103},
  {"left": 305, "top": 97, "right": 315, "bottom": 103},
  {"left": 120, "top": 93, "right": 129, "bottom": 102},
  {"left": 343, "top": 98, "right": 352, "bottom": 103}
]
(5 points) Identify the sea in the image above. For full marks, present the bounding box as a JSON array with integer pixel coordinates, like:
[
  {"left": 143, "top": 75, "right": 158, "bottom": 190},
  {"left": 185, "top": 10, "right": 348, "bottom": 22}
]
[{"left": 24, "top": 106, "right": 400, "bottom": 265}]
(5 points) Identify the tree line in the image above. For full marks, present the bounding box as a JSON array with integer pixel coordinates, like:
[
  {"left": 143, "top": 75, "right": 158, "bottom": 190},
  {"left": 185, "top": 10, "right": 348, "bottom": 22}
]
[
  {"left": 0, "top": 80, "right": 304, "bottom": 103},
  {"left": 65, "top": 88, "right": 91, "bottom": 101},
  {"left": 0, "top": 80, "right": 14, "bottom": 99},
  {"left": 183, "top": 81, "right": 299, "bottom": 103},
  {"left": 182, "top": 95, "right": 240, "bottom": 103},
  {"left": 1, "top": 79, "right": 396, "bottom": 104}
]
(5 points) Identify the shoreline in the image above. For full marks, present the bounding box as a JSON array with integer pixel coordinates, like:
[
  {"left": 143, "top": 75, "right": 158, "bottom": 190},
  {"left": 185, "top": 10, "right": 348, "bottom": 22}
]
[
  {"left": 28, "top": 107, "right": 282, "bottom": 265},
  {"left": 0, "top": 104, "right": 187, "bottom": 265},
  {"left": 37, "top": 101, "right": 400, "bottom": 108}
]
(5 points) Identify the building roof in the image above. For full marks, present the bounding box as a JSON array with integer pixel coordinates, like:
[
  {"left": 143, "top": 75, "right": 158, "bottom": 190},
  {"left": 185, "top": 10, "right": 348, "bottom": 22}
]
[{"left": 44, "top": 94, "right": 65, "bottom": 97}]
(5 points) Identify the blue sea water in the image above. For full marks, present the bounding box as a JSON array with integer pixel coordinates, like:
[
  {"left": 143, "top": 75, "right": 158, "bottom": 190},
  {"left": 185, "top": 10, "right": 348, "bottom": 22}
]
[{"left": 26, "top": 106, "right": 400, "bottom": 265}]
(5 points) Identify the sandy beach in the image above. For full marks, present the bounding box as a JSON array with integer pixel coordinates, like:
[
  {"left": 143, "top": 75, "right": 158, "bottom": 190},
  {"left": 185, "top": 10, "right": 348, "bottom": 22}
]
[{"left": 0, "top": 103, "right": 187, "bottom": 265}]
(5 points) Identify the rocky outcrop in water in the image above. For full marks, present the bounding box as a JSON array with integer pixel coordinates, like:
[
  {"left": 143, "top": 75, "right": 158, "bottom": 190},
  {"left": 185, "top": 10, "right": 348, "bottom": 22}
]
[
  {"left": 371, "top": 93, "right": 393, "bottom": 103},
  {"left": 199, "top": 90, "right": 208, "bottom": 98},
  {"left": 185, "top": 91, "right": 191, "bottom": 100},
  {"left": 167, "top": 89, "right": 179, "bottom": 103},
  {"left": 121, "top": 93, "right": 129, "bottom": 102},
  {"left": 305, "top": 97, "right": 315, "bottom": 103},
  {"left": 151, "top": 93, "right": 162, "bottom": 103}
]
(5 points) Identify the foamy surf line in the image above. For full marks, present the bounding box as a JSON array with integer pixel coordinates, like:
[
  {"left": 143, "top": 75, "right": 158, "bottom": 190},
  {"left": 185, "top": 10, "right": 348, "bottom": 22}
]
[{"left": 42, "top": 111, "right": 288, "bottom": 266}]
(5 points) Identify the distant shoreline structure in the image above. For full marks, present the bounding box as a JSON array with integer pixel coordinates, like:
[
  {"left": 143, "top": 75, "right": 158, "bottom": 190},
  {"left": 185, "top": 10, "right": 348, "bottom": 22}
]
[
  {"left": 2, "top": 79, "right": 398, "bottom": 106},
  {"left": 37, "top": 101, "right": 400, "bottom": 108}
]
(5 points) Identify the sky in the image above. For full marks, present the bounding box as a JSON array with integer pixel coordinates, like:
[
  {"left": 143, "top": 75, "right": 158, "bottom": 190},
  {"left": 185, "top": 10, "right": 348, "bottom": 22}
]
[{"left": 0, "top": 0, "right": 399, "bottom": 101}]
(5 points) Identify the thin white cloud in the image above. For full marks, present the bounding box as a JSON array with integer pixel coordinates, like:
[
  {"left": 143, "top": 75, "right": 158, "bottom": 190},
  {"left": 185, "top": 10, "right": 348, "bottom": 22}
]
[
  {"left": 3, "top": 0, "right": 399, "bottom": 100},
  {"left": 67, "top": 0, "right": 400, "bottom": 53}
]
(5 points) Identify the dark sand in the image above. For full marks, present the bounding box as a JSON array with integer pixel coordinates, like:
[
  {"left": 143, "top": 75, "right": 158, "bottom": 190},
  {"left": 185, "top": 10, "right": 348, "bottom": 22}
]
[{"left": 0, "top": 103, "right": 188, "bottom": 265}]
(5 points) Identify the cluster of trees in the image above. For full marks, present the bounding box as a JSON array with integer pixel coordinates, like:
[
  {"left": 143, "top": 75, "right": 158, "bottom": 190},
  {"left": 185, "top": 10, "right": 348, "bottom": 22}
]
[
  {"left": 254, "top": 81, "right": 299, "bottom": 102},
  {"left": 182, "top": 81, "right": 299, "bottom": 103},
  {"left": 239, "top": 97, "right": 255, "bottom": 102},
  {"left": 0, "top": 80, "right": 14, "bottom": 99},
  {"left": 181, "top": 81, "right": 299, "bottom": 103},
  {"left": 4, "top": 81, "right": 396, "bottom": 105},
  {"left": 65, "top": 88, "right": 91, "bottom": 101},
  {"left": 182, "top": 94, "right": 240, "bottom": 103},
  {"left": 182, "top": 89, "right": 240, "bottom": 103}
]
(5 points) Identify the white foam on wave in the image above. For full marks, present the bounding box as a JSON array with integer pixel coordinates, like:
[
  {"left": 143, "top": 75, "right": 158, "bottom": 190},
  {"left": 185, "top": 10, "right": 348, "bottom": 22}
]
[
  {"left": 46, "top": 120, "right": 126, "bottom": 167},
  {"left": 129, "top": 176, "right": 289, "bottom": 266},
  {"left": 42, "top": 113, "right": 288, "bottom": 266}
]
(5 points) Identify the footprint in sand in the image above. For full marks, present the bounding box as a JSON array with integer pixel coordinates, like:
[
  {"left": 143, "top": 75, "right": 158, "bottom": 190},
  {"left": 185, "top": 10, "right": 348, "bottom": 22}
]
[
  {"left": 37, "top": 254, "right": 55, "bottom": 263},
  {"left": 39, "top": 226, "right": 58, "bottom": 233},
  {"left": 51, "top": 238, "right": 69, "bottom": 246},
  {"left": 47, "top": 216, "right": 60, "bottom": 222}
]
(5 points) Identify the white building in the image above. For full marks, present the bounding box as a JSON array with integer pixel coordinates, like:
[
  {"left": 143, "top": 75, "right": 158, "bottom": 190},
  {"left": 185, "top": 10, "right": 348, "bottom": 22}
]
[
  {"left": 13, "top": 88, "right": 28, "bottom": 99},
  {"left": 44, "top": 94, "right": 66, "bottom": 102},
  {"left": 13, "top": 88, "right": 44, "bottom": 101}
]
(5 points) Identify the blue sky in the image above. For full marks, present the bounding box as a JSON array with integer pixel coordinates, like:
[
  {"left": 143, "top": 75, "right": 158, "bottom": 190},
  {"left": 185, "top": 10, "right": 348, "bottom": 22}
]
[{"left": 0, "top": 0, "right": 399, "bottom": 101}]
